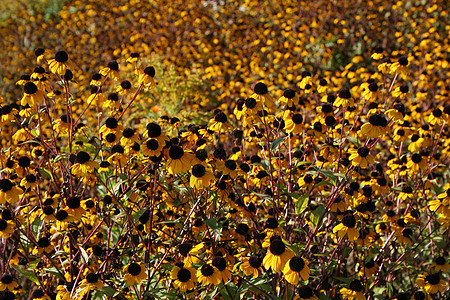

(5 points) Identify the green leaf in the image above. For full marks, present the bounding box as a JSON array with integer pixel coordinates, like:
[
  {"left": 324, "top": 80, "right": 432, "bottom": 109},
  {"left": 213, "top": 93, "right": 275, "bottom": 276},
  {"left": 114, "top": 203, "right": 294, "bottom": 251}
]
[
  {"left": 205, "top": 218, "right": 220, "bottom": 230},
  {"left": 101, "top": 286, "right": 118, "bottom": 297},
  {"left": 79, "top": 246, "right": 89, "bottom": 264},
  {"left": 295, "top": 194, "right": 309, "bottom": 214},
  {"left": 312, "top": 166, "right": 346, "bottom": 186},
  {"left": 13, "top": 265, "right": 39, "bottom": 284},
  {"left": 31, "top": 217, "right": 44, "bottom": 240},
  {"left": 43, "top": 267, "right": 64, "bottom": 280},
  {"left": 310, "top": 205, "right": 325, "bottom": 228},
  {"left": 434, "top": 236, "right": 445, "bottom": 249},
  {"left": 28, "top": 259, "right": 41, "bottom": 269},
  {"left": 270, "top": 136, "right": 287, "bottom": 152},
  {"left": 334, "top": 276, "right": 352, "bottom": 284},
  {"left": 37, "top": 167, "right": 53, "bottom": 180}
]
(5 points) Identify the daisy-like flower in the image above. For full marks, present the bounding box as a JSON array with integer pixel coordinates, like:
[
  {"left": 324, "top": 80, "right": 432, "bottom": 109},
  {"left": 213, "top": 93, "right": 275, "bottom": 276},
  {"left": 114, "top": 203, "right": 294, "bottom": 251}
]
[
  {"left": 90, "top": 72, "right": 103, "bottom": 86},
  {"left": 103, "top": 92, "right": 121, "bottom": 110},
  {"left": 371, "top": 46, "right": 383, "bottom": 60},
  {"left": 165, "top": 145, "right": 194, "bottom": 175},
  {"left": 53, "top": 114, "right": 72, "bottom": 135},
  {"left": 79, "top": 272, "right": 104, "bottom": 292},
  {"left": 430, "top": 256, "right": 449, "bottom": 273},
  {"left": 32, "top": 236, "right": 53, "bottom": 255},
  {"left": 100, "top": 117, "right": 124, "bottom": 138},
  {"left": 0, "top": 105, "right": 18, "bottom": 126},
  {"left": 137, "top": 66, "right": 156, "bottom": 90},
  {"left": 170, "top": 263, "right": 197, "bottom": 292},
  {"left": 65, "top": 196, "right": 85, "bottom": 220},
  {"left": 30, "top": 289, "right": 51, "bottom": 300},
  {"left": 190, "top": 164, "right": 215, "bottom": 189},
  {"left": 284, "top": 111, "right": 304, "bottom": 134},
  {"left": 340, "top": 279, "right": 365, "bottom": 299},
  {"left": 390, "top": 55, "right": 410, "bottom": 77},
  {"left": 211, "top": 255, "right": 232, "bottom": 283},
  {"left": 377, "top": 57, "right": 392, "bottom": 74},
  {"left": 406, "top": 153, "right": 427, "bottom": 173},
  {"left": 263, "top": 235, "right": 295, "bottom": 273},
  {"left": 0, "top": 274, "right": 18, "bottom": 292},
  {"left": 20, "top": 173, "right": 38, "bottom": 190},
  {"left": 87, "top": 86, "right": 107, "bottom": 106},
  {"left": 392, "top": 85, "right": 410, "bottom": 99},
  {"left": 317, "top": 78, "right": 328, "bottom": 93},
  {"left": 360, "top": 113, "right": 388, "bottom": 138},
  {"left": 407, "top": 134, "right": 424, "bottom": 152},
  {"left": 333, "top": 212, "right": 359, "bottom": 241},
  {"left": 126, "top": 52, "right": 140, "bottom": 63},
  {"left": 71, "top": 151, "right": 99, "bottom": 177},
  {"left": 416, "top": 272, "right": 447, "bottom": 294},
  {"left": 349, "top": 146, "right": 375, "bottom": 169},
  {"left": 120, "top": 128, "right": 140, "bottom": 147},
  {"left": 0, "top": 179, "right": 23, "bottom": 205},
  {"left": 208, "top": 110, "right": 232, "bottom": 133},
  {"left": 0, "top": 218, "right": 15, "bottom": 239},
  {"left": 240, "top": 255, "right": 263, "bottom": 278},
  {"left": 362, "top": 81, "right": 381, "bottom": 102},
  {"left": 197, "top": 263, "right": 221, "bottom": 286},
  {"left": 386, "top": 103, "right": 405, "bottom": 123},
  {"left": 295, "top": 285, "right": 318, "bottom": 300},
  {"left": 35, "top": 47, "right": 46, "bottom": 64},
  {"left": 48, "top": 50, "right": 68, "bottom": 75},
  {"left": 21, "top": 82, "right": 45, "bottom": 107},
  {"left": 358, "top": 258, "right": 379, "bottom": 277},
  {"left": 142, "top": 138, "right": 164, "bottom": 157},
  {"left": 428, "top": 108, "right": 444, "bottom": 126},
  {"left": 334, "top": 87, "right": 354, "bottom": 108},
  {"left": 279, "top": 89, "right": 299, "bottom": 106},
  {"left": 250, "top": 82, "right": 275, "bottom": 112},
  {"left": 100, "top": 60, "right": 120, "bottom": 81},
  {"left": 124, "top": 263, "right": 146, "bottom": 286},
  {"left": 397, "top": 228, "right": 413, "bottom": 245},
  {"left": 282, "top": 256, "right": 310, "bottom": 285}
]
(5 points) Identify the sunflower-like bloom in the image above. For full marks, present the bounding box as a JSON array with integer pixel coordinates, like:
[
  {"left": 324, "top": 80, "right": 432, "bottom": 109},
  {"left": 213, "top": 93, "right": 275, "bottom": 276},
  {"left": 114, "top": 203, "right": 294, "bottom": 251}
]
[
  {"left": 333, "top": 213, "right": 359, "bottom": 241},
  {"left": 263, "top": 235, "right": 295, "bottom": 273},
  {"left": 334, "top": 88, "right": 354, "bottom": 108},
  {"left": 390, "top": 56, "right": 410, "bottom": 77},
  {"left": 165, "top": 145, "right": 194, "bottom": 175},
  {"left": 100, "top": 60, "right": 120, "bottom": 81},
  {"left": 208, "top": 110, "right": 232, "bottom": 133},
  {"left": 196, "top": 264, "right": 221, "bottom": 286},
  {"left": 371, "top": 46, "right": 383, "bottom": 60},
  {"left": 282, "top": 256, "right": 310, "bottom": 285},
  {"left": 190, "top": 164, "right": 215, "bottom": 189},
  {"left": 416, "top": 272, "right": 447, "bottom": 294},
  {"left": 0, "top": 179, "right": 23, "bottom": 205},
  {"left": 137, "top": 66, "right": 156, "bottom": 90},
  {"left": 123, "top": 263, "right": 146, "bottom": 286},
  {"left": 283, "top": 111, "right": 304, "bottom": 134},
  {"left": 21, "top": 82, "right": 45, "bottom": 107},
  {"left": 240, "top": 255, "right": 263, "bottom": 278},
  {"left": 0, "top": 219, "right": 15, "bottom": 239},
  {"left": 48, "top": 51, "right": 68, "bottom": 75},
  {"left": 360, "top": 113, "right": 388, "bottom": 138},
  {"left": 71, "top": 151, "right": 99, "bottom": 177},
  {"left": 170, "top": 264, "right": 197, "bottom": 292},
  {"left": 279, "top": 89, "right": 299, "bottom": 106},
  {"left": 250, "top": 82, "right": 275, "bottom": 112},
  {"left": 340, "top": 280, "right": 366, "bottom": 299},
  {"left": 349, "top": 146, "right": 375, "bottom": 169},
  {"left": 78, "top": 272, "right": 104, "bottom": 292},
  {"left": 386, "top": 103, "right": 405, "bottom": 123}
]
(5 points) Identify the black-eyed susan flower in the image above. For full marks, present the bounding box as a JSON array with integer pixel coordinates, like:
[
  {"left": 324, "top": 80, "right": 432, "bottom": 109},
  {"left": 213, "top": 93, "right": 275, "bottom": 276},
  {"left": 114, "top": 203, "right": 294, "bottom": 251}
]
[
  {"left": 208, "top": 110, "right": 232, "bottom": 133},
  {"left": 142, "top": 138, "right": 164, "bottom": 157},
  {"left": 124, "top": 262, "right": 146, "bottom": 286},
  {"left": 392, "top": 85, "right": 410, "bottom": 100},
  {"left": 107, "top": 144, "right": 128, "bottom": 166},
  {"left": 120, "top": 128, "right": 139, "bottom": 147},
  {"left": 360, "top": 113, "right": 388, "bottom": 138},
  {"left": 371, "top": 46, "right": 384, "bottom": 60},
  {"left": 30, "top": 289, "right": 51, "bottom": 300},
  {"left": 71, "top": 151, "right": 99, "bottom": 177},
  {"left": 250, "top": 82, "right": 275, "bottom": 112},
  {"left": 334, "top": 88, "right": 354, "bottom": 108},
  {"left": 279, "top": 88, "right": 299, "bottom": 106},
  {"left": 282, "top": 256, "right": 310, "bottom": 284},
  {"left": 32, "top": 236, "right": 53, "bottom": 255},
  {"left": 416, "top": 272, "right": 447, "bottom": 294},
  {"left": 406, "top": 153, "right": 427, "bottom": 173},
  {"left": 358, "top": 258, "right": 379, "bottom": 277},
  {"left": 126, "top": 52, "right": 140, "bottom": 63},
  {"left": 165, "top": 145, "right": 194, "bottom": 175},
  {"left": 100, "top": 60, "right": 120, "bottom": 81},
  {"left": 20, "top": 173, "right": 38, "bottom": 190},
  {"left": 190, "top": 164, "right": 214, "bottom": 189},
  {"left": 103, "top": 92, "right": 121, "bottom": 110},
  {"left": 284, "top": 111, "right": 304, "bottom": 134},
  {"left": 386, "top": 102, "right": 406, "bottom": 123},
  {"left": 48, "top": 50, "right": 68, "bottom": 75},
  {"left": 295, "top": 285, "right": 318, "bottom": 299},
  {"left": 340, "top": 279, "right": 365, "bottom": 299},
  {"left": 21, "top": 82, "right": 44, "bottom": 107},
  {"left": 137, "top": 66, "right": 156, "bottom": 90},
  {"left": 0, "top": 274, "right": 18, "bottom": 292},
  {"left": 0, "top": 179, "right": 23, "bottom": 205},
  {"left": 0, "top": 218, "right": 15, "bottom": 239},
  {"left": 431, "top": 256, "right": 449, "bottom": 272},
  {"left": 349, "top": 146, "right": 375, "bottom": 169},
  {"left": 428, "top": 108, "right": 444, "bottom": 126},
  {"left": 377, "top": 57, "right": 392, "bottom": 73},
  {"left": 397, "top": 228, "right": 413, "bottom": 245},
  {"left": 390, "top": 55, "right": 410, "bottom": 77},
  {"left": 333, "top": 212, "right": 359, "bottom": 241},
  {"left": 170, "top": 263, "right": 197, "bottom": 292},
  {"left": 362, "top": 81, "right": 381, "bottom": 102},
  {"left": 79, "top": 272, "right": 103, "bottom": 292},
  {"left": 263, "top": 235, "right": 294, "bottom": 273},
  {"left": 211, "top": 255, "right": 232, "bottom": 283},
  {"left": 35, "top": 47, "right": 46, "bottom": 64},
  {"left": 240, "top": 255, "right": 263, "bottom": 278},
  {"left": 196, "top": 263, "right": 221, "bottom": 285}
]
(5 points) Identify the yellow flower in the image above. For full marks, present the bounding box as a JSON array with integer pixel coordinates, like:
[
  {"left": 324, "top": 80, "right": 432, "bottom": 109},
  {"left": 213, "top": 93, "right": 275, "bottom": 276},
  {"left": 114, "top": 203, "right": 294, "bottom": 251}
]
[
  {"left": 137, "top": 66, "right": 156, "bottom": 90},
  {"left": 0, "top": 274, "right": 18, "bottom": 291},
  {"left": 240, "top": 255, "right": 263, "bottom": 278},
  {"left": 263, "top": 235, "right": 295, "bottom": 273},
  {"left": 416, "top": 272, "right": 447, "bottom": 294},
  {"left": 48, "top": 50, "right": 69, "bottom": 75},
  {"left": 333, "top": 213, "right": 359, "bottom": 241},
  {"left": 197, "top": 263, "right": 221, "bottom": 285},
  {"left": 0, "top": 179, "right": 23, "bottom": 205},
  {"left": 282, "top": 256, "right": 310, "bottom": 285},
  {"left": 340, "top": 280, "right": 366, "bottom": 299},
  {"left": 165, "top": 145, "right": 194, "bottom": 175},
  {"left": 21, "top": 82, "right": 45, "bottom": 107},
  {"left": 123, "top": 263, "right": 146, "bottom": 286},
  {"left": 190, "top": 164, "right": 215, "bottom": 189},
  {"left": 349, "top": 146, "right": 375, "bottom": 169},
  {"left": 99, "top": 60, "right": 120, "bottom": 81},
  {"left": 334, "top": 88, "right": 354, "bottom": 107},
  {"left": 170, "top": 264, "right": 197, "bottom": 292}
]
